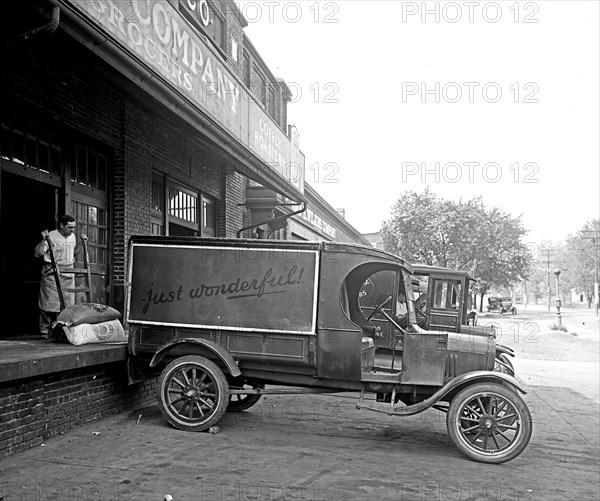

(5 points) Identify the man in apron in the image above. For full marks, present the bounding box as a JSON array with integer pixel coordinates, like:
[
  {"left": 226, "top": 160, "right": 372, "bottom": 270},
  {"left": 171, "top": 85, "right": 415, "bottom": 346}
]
[{"left": 34, "top": 215, "right": 82, "bottom": 338}]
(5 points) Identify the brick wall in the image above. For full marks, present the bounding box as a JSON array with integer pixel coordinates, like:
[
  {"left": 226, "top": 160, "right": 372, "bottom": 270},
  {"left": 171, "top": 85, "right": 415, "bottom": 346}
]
[
  {"left": 222, "top": 166, "right": 246, "bottom": 238},
  {"left": 2, "top": 30, "right": 242, "bottom": 313},
  {"left": 225, "top": 0, "right": 245, "bottom": 79},
  {"left": 0, "top": 364, "right": 157, "bottom": 457}
]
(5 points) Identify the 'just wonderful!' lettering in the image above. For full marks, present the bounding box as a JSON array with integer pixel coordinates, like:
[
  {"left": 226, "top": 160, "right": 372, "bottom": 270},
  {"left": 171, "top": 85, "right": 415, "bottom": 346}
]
[{"left": 141, "top": 265, "right": 305, "bottom": 314}]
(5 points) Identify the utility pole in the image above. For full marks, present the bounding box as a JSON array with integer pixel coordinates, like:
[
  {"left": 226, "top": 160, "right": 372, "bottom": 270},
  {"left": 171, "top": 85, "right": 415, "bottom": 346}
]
[
  {"left": 540, "top": 249, "right": 556, "bottom": 313},
  {"left": 582, "top": 228, "right": 599, "bottom": 316},
  {"left": 593, "top": 230, "right": 599, "bottom": 316}
]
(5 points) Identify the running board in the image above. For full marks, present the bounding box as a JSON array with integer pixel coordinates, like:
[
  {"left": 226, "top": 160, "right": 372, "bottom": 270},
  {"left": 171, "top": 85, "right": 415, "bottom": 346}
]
[
  {"left": 356, "top": 370, "right": 526, "bottom": 416},
  {"left": 356, "top": 396, "right": 435, "bottom": 417}
]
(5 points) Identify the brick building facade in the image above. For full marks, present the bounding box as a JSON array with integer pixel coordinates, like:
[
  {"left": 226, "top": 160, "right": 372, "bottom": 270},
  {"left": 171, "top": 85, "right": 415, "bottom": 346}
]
[{"left": 0, "top": 0, "right": 367, "bottom": 456}]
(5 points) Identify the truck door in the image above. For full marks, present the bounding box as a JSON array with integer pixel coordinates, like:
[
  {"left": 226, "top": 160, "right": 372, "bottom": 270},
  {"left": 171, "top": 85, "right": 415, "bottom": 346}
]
[
  {"left": 358, "top": 270, "right": 399, "bottom": 349},
  {"left": 426, "top": 276, "right": 463, "bottom": 332}
]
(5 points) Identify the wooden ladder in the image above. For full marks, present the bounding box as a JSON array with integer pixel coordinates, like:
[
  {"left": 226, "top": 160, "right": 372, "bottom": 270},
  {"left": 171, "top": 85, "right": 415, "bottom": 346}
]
[{"left": 47, "top": 235, "right": 93, "bottom": 309}]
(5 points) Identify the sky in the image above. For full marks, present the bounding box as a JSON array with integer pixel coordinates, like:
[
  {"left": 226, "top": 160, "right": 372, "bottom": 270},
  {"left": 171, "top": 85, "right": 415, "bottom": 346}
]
[{"left": 238, "top": 0, "right": 600, "bottom": 246}]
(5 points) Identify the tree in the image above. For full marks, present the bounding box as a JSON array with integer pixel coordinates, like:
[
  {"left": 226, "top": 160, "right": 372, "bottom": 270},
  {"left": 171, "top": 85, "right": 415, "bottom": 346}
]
[
  {"left": 381, "top": 189, "right": 532, "bottom": 311},
  {"left": 561, "top": 220, "right": 599, "bottom": 308}
]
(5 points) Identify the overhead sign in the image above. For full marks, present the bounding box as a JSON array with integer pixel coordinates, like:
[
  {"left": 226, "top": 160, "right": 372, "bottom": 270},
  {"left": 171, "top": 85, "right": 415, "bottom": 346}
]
[
  {"left": 301, "top": 208, "right": 337, "bottom": 239},
  {"left": 66, "top": 0, "right": 304, "bottom": 195},
  {"left": 67, "top": 0, "right": 243, "bottom": 139}
]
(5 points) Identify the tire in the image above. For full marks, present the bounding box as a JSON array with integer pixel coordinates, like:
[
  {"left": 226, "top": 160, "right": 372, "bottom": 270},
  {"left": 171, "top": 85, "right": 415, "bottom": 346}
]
[
  {"left": 447, "top": 383, "right": 532, "bottom": 464},
  {"left": 227, "top": 380, "right": 264, "bottom": 412},
  {"left": 228, "top": 391, "right": 263, "bottom": 412},
  {"left": 158, "top": 355, "right": 229, "bottom": 432}
]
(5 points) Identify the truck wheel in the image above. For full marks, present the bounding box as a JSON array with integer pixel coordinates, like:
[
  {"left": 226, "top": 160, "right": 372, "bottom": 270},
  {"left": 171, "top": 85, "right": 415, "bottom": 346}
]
[
  {"left": 158, "top": 355, "right": 229, "bottom": 432},
  {"left": 447, "top": 383, "right": 532, "bottom": 464},
  {"left": 228, "top": 391, "right": 263, "bottom": 412},
  {"left": 227, "top": 381, "right": 264, "bottom": 412}
]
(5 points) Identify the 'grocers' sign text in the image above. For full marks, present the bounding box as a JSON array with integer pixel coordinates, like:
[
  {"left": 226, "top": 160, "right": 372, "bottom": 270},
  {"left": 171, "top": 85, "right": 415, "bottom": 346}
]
[{"left": 67, "top": 0, "right": 243, "bottom": 135}]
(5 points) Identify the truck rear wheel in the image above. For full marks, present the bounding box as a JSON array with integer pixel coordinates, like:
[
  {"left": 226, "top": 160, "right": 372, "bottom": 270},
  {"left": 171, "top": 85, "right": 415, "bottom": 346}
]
[
  {"left": 158, "top": 355, "right": 229, "bottom": 431},
  {"left": 447, "top": 383, "right": 532, "bottom": 464},
  {"left": 228, "top": 383, "right": 264, "bottom": 412}
]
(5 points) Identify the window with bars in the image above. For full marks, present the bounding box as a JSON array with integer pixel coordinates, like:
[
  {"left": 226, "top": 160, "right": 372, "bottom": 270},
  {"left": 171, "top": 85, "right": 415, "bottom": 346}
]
[
  {"left": 152, "top": 172, "right": 216, "bottom": 237},
  {"left": 1, "top": 121, "right": 63, "bottom": 176},
  {"left": 169, "top": 185, "right": 198, "bottom": 225},
  {"left": 72, "top": 146, "right": 108, "bottom": 190}
]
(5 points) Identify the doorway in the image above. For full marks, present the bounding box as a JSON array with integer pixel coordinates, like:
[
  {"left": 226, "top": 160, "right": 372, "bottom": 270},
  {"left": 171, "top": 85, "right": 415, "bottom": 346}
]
[{"left": 0, "top": 172, "right": 57, "bottom": 337}]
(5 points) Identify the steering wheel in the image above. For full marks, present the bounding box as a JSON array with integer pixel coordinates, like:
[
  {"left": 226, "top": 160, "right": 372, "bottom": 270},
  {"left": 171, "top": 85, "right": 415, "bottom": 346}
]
[{"left": 367, "top": 295, "right": 393, "bottom": 322}]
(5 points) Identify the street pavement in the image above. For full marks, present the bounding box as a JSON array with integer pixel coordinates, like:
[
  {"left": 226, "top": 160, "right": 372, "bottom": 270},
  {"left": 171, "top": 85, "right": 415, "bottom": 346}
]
[{"left": 1, "top": 306, "right": 598, "bottom": 501}]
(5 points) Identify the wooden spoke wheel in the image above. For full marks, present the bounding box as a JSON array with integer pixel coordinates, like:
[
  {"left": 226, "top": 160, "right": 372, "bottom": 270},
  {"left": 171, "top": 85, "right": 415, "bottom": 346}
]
[
  {"left": 447, "top": 383, "right": 532, "bottom": 464},
  {"left": 158, "top": 356, "right": 229, "bottom": 431},
  {"left": 227, "top": 383, "right": 264, "bottom": 412}
]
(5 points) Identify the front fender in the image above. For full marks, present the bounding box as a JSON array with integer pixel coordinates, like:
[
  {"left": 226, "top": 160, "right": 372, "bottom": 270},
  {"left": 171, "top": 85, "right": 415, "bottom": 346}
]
[
  {"left": 496, "top": 344, "right": 515, "bottom": 357},
  {"left": 441, "top": 370, "right": 525, "bottom": 396},
  {"left": 357, "top": 371, "right": 526, "bottom": 417},
  {"left": 149, "top": 338, "right": 241, "bottom": 377}
]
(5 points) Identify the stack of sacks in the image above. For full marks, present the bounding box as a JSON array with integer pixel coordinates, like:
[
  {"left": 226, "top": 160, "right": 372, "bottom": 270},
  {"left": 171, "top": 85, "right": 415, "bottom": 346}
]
[{"left": 53, "top": 303, "right": 126, "bottom": 345}]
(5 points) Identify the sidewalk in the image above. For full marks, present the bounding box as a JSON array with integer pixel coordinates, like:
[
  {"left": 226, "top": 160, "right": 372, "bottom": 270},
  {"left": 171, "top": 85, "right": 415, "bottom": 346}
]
[{"left": 0, "top": 338, "right": 127, "bottom": 382}]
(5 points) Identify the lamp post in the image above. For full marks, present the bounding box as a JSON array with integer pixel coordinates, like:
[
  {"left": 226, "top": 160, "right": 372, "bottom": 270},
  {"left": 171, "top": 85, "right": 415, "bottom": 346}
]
[{"left": 554, "top": 269, "right": 562, "bottom": 328}]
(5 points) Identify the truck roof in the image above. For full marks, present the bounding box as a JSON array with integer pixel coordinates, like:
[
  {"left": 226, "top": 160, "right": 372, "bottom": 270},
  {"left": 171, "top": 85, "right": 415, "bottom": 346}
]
[
  {"left": 411, "top": 263, "right": 475, "bottom": 281},
  {"left": 129, "top": 235, "right": 412, "bottom": 273}
]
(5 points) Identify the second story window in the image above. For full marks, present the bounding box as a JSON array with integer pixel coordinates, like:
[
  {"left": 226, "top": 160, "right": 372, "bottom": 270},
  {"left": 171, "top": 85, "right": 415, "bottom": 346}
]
[{"left": 152, "top": 171, "right": 217, "bottom": 237}]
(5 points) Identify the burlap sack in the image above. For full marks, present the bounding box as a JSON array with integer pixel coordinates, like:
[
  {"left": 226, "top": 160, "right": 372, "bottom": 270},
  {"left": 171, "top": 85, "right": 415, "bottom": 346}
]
[
  {"left": 56, "top": 303, "right": 121, "bottom": 327},
  {"left": 63, "top": 319, "right": 127, "bottom": 345}
]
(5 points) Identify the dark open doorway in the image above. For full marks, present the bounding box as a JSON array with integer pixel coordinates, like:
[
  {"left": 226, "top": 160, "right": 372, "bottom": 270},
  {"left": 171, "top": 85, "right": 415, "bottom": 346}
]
[{"left": 0, "top": 172, "right": 57, "bottom": 337}]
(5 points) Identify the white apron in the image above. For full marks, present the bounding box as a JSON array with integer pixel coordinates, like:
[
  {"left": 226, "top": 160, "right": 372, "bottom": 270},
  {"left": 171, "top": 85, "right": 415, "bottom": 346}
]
[{"left": 37, "top": 230, "right": 76, "bottom": 312}]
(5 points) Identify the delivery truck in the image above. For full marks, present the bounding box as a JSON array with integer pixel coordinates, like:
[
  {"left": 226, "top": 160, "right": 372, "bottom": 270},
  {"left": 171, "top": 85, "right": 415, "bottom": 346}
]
[{"left": 126, "top": 236, "right": 531, "bottom": 463}]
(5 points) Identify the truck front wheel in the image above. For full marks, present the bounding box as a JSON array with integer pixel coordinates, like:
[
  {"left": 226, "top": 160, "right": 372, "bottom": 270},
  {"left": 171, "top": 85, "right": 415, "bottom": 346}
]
[
  {"left": 158, "top": 355, "right": 229, "bottom": 431},
  {"left": 447, "top": 383, "right": 532, "bottom": 463}
]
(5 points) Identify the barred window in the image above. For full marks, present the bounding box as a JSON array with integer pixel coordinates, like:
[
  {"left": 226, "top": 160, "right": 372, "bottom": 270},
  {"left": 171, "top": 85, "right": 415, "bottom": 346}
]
[
  {"left": 152, "top": 171, "right": 217, "bottom": 237},
  {"left": 1, "top": 121, "right": 62, "bottom": 176},
  {"left": 72, "top": 145, "right": 108, "bottom": 191}
]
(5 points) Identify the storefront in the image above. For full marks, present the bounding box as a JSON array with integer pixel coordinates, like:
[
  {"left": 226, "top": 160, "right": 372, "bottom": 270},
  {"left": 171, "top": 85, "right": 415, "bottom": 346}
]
[
  {"left": 0, "top": 0, "right": 305, "bottom": 338},
  {"left": 0, "top": 0, "right": 371, "bottom": 457}
]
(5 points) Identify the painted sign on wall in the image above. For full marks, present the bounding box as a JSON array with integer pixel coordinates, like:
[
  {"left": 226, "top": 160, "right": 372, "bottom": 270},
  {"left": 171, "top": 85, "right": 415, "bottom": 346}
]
[
  {"left": 67, "top": 0, "right": 244, "bottom": 137},
  {"left": 248, "top": 103, "right": 304, "bottom": 192},
  {"left": 66, "top": 0, "right": 305, "bottom": 195},
  {"left": 300, "top": 208, "right": 337, "bottom": 239}
]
